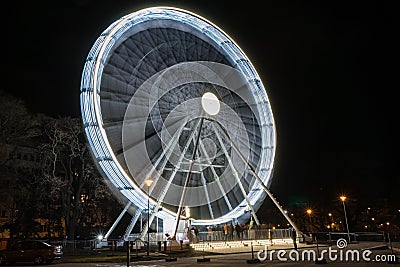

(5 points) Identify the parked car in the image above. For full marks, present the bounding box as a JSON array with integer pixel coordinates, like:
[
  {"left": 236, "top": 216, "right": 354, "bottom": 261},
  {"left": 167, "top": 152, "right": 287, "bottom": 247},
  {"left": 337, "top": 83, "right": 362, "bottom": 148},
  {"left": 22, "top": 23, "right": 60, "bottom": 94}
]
[{"left": 0, "top": 240, "right": 63, "bottom": 265}]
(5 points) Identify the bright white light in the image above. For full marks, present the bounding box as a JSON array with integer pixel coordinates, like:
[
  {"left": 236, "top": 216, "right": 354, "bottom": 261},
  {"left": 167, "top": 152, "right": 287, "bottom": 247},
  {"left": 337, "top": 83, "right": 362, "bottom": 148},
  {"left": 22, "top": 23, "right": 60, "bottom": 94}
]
[
  {"left": 145, "top": 179, "right": 153, "bottom": 188},
  {"left": 185, "top": 206, "right": 191, "bottom": 218},
  {"left": 97, "top": 235, "right": 103, "bottom": 241},
  {"left": 201, "top": 92, "right": 220, "bottom": 115}
]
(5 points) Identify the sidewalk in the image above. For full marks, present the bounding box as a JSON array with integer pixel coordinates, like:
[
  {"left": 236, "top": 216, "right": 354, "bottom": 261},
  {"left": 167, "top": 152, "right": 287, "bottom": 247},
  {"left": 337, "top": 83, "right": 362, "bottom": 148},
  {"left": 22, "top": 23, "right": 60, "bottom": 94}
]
[
  {"left": 189, "top": 239, "right": 319, "bottom": 254},
  {"left": 59, "top": 239, "right": 312, "bottom": 263},
  {"left": 72, "top": 241, "right": 398, "bottom": 267},
  {"left": 390, "top": 242, "right": 400, "bottom": 253},
  {"left": 51, "top": 241, "right": 400, "bottom": 267}
]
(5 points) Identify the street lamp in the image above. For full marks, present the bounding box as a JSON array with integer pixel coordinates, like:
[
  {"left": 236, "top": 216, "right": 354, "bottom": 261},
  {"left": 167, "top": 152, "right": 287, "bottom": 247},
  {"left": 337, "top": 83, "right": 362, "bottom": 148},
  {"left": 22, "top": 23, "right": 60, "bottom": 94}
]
[
  {"left": 340, "top": 196, "right": 350, "bottom": 242},
  {"left": 328, "top": 212, "right": 334, "bottom": 230},
  {"left": 145, "top": 179, "right": 153, "bottom": 256},
  {"left": 306, "top": 209, "right": 312, "bottom": 232}
]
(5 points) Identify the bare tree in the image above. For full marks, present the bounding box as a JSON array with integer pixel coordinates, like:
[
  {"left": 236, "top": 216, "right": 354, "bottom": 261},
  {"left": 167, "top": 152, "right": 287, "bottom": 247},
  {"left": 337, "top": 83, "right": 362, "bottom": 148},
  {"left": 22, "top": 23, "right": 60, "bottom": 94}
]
[
  {"left": 39, "top": 116, "right": 107, "bottom": 240},
  {"left": 0, "top": 91, "right": 41, "bottom": 165},
  {"left": 0, "top": 91, "right": 44, "bottom": 238},
  {"left": 0, "top": 91, "right": 116, "bottom": 239}
]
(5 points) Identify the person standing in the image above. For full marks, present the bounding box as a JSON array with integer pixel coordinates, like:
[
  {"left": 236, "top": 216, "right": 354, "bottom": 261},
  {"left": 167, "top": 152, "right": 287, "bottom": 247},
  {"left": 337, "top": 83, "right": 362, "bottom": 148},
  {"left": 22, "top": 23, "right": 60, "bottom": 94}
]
[
  {"left": 207, "top": 225, "right": 212, "bottom": 241},
  {"left": 248, "top": 219, "right": 255, "bottom": 239},
  {"left": 193, "top": 226, "right": 199, "bottom": 243},
  {"left": 229, "top": 223, "right": 234, "bottom": 240},
  {"left": 291, "top": 227, "right": 297, "bottom": 250},
  {"left": 243, "top": 223, "right": 248, "bottom": 239},
  {"left": 223, "top": 223, "right": 228, "bottom": 240},
  {"left": 235, "top": 222, "right": 242, "bottom": 239}
]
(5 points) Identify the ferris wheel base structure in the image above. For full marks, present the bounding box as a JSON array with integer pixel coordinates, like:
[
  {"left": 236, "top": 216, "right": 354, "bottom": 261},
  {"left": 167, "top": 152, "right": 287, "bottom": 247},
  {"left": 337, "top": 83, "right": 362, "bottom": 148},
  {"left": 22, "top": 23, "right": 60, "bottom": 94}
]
[{"left": 80, "top": 6, "right": 301, "bottom": 242}]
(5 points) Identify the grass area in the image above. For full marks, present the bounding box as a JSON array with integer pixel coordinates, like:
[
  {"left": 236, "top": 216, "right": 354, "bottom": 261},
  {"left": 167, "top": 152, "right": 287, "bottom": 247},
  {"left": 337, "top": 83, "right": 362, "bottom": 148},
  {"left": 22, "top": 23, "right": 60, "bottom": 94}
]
[
  {"left": 65, "top": 255, "right": 127, "bottom": 263},
  {"left": 60, "top": 250, "right": 127, "bottom": 263}
]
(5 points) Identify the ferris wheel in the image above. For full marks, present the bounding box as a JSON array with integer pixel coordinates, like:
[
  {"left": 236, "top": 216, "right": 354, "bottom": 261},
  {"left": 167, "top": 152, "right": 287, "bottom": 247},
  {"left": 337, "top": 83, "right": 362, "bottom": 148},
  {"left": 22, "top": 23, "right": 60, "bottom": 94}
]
[{"left": 80, "top": 6, "right": 298, "bottom": 239}]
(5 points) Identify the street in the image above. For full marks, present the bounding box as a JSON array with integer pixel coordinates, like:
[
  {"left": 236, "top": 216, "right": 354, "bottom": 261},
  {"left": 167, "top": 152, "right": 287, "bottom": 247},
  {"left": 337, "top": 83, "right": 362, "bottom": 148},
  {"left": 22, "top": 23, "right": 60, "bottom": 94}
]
[{"left": 7, "top": 242, "right": 398, "bottom": 267}]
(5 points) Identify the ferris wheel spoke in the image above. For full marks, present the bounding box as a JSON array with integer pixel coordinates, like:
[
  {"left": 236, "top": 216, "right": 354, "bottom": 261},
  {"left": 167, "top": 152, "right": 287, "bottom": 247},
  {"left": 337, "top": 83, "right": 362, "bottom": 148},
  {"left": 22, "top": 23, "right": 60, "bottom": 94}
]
[
  {"left": 149, "top": 112, "right": 189, "bottom": 138},
  {"left": 139, "top": 117, "right": 203, "bottom": 240},
  {"left": 103, "top": 112, "right": 167, "bottom": 129},
  {"left": 138, "top": 123, "right": 185, "bottom": 192},
  {"left": 214, "top": 129, "right": 260, "bottom": 166},
  {"left": 198, "top": 136, "right": 233, "bottom": 210},
  {"left": 193, "top": 146, "right": 215, "bottom": 220},
  {"left": 172, "top": 117, "right": 204, "bottom": 238},
  {"left": 212, "top": 123, "right": 260, "bottom": 225},
  {"left": 213, "top": 120, "right": 301, "bottom": 234},
  {"left": 122, "top": 118, "right": 187, "bottom": 161},
  {"left": 200, "top": 172, "right": 214, "bottom": 220}
]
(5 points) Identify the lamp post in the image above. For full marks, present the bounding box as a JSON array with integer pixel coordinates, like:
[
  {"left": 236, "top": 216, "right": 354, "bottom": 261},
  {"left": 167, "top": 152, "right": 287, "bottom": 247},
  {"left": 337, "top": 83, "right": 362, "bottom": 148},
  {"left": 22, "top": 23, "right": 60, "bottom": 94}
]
[
  {"left": 328, "top": 212, "right": 335, "bottom": 230},
  {"left": 145, "top": 179, "right": 153, "bottom": 256},
  {"left": 306, "top": 209, "right": 312, "bottom": 233},
  {"left": 340, "top": 196, "right": 350, "bottom": 242}
]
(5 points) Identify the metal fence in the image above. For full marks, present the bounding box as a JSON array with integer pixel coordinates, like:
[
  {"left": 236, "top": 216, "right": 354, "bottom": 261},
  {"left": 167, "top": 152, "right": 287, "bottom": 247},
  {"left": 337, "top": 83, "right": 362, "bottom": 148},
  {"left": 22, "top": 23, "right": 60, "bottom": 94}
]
[
  {"left": 191, "top": 228, "right": 291, "bottom": 243},
  {"left": 301, "top": 231, "right": 386, "bottom": 243}
]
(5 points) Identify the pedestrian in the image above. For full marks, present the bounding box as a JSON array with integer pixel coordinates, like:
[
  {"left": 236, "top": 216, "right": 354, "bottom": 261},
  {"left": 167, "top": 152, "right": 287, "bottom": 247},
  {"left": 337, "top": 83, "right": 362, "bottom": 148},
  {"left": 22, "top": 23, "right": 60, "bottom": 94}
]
[
  {"left": 191, "top": 226, "right": 199, "bottom": 243},
  {"left": 194, "top": 226, "right": 199, "bottom": 237},
  {"left": 291, "top": 227, "right": 297, "bottom": 250},
  {"left": 235, "top": 222, "right": 242, "bottom": 239},
  {"left": 223, "top": 223, "right": 228, "bottom": 240},
  {"left": 268, "top": 229, "right": 273, "bottom": 245},
  {"left": 243, "top": 223, "right": 248, "bottom": 239},
  {"left": 248, "top": 219, "right": 254, "bottom": 239},
  {"left": 207, "top": 225, "right": 212, "bottom": 241},
  {"left": 228, "top": 223, "right": 234, "bottom": 240}
]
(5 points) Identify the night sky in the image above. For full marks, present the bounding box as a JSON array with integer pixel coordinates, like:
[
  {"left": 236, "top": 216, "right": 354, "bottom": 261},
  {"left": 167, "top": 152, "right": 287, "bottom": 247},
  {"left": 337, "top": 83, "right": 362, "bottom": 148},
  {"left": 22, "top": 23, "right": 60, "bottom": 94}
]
[{"left": 3, "top": 1, "right": 398, "bottom": 211}]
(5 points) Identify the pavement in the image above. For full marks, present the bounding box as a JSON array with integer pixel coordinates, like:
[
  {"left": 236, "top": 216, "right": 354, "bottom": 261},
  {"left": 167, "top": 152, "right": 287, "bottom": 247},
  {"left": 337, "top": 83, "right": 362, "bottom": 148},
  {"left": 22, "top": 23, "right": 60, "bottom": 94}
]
[
  {"left": 390, "top": 242, "right": 400, "bottom": 253},
  {"left": 40, "top": 241, "right": 398, "bottom": 267}
]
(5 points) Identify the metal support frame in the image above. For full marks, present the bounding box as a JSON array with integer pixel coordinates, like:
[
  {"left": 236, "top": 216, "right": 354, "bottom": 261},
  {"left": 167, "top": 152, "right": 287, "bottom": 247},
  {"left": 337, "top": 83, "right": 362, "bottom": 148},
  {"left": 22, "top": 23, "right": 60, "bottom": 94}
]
[
  {"left": 139, "top": 118, "right": 203, "bottom": 240},
  {"left": 139, "top": 123, "right": 186, "bottom": 194},
  {"left": 200, "top": 172, "right": 214, "bottom": 219},
  {"left": 172, "top": 118, "right": 204, "bottom": 238},
  {"left": 212, "top": 124, "right": 260, "bottom": 225},
  {"left": 104, "top": 202, "right": 131, "bottom": 240},
  {"left": 198, "top": 138, "right": 233, "bottom": 211},
  {"left": 213, "top": 120, "right": 302, "bottom": 235},
  {"left": 137, "top": 114, "right": 299, "bottom": 240},
  {"left": 124, "top": 208, "right": 143, "bottom": 239}
]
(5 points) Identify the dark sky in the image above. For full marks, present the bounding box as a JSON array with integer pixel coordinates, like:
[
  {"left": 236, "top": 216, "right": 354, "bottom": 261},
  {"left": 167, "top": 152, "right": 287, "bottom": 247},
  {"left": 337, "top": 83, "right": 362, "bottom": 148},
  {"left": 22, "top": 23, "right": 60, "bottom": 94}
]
[{"left": 3, "top": 1, "right": 398, "bottom": 209}]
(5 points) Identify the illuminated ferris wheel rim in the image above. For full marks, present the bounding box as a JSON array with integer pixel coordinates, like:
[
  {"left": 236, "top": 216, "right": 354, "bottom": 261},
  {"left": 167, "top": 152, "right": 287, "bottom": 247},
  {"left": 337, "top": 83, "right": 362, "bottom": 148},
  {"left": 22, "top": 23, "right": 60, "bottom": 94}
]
[{"left": 80, "top": 6, "right": 277, "bottom": 225}]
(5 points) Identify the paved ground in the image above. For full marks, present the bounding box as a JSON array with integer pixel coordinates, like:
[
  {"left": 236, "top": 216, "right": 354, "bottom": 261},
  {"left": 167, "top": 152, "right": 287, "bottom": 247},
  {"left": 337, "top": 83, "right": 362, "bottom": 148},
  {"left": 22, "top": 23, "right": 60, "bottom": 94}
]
[
  {"left": 7, "top": 242, "right": 400, "bottom": 267},
  {"left": 6, "top": 241, "right": 399, "bottom": 266}
]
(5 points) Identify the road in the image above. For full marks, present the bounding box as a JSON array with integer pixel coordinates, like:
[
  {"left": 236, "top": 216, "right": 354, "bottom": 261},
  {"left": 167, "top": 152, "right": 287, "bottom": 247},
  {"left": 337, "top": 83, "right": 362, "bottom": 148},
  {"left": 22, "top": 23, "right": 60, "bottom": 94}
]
[{"left": 7, "top": 242, "right": 399, "bottom": 266}]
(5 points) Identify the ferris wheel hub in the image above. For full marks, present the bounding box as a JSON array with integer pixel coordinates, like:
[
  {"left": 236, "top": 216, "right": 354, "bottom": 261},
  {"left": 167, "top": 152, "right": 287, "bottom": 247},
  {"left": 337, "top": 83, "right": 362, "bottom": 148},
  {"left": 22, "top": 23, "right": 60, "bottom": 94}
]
[{"left": 201, "top": 92, "right": 220, "bottom": 116}]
